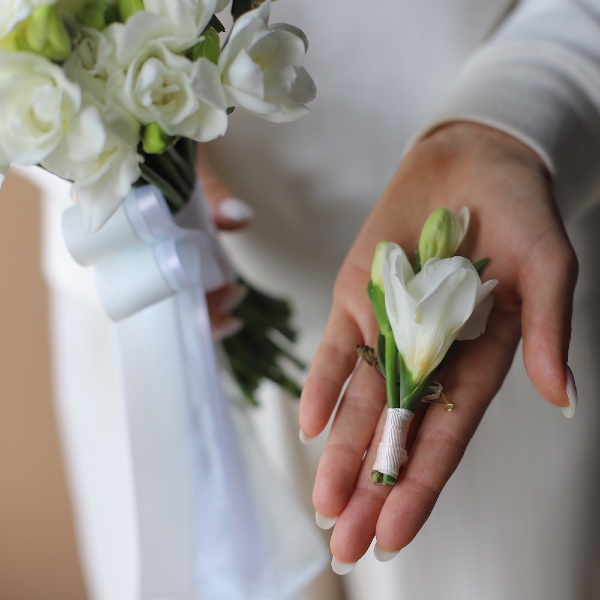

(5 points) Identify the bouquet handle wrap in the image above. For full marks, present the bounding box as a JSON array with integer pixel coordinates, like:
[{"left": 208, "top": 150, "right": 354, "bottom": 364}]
[{"left": 58, "top": 184, "right": 326, "bottom": 599}]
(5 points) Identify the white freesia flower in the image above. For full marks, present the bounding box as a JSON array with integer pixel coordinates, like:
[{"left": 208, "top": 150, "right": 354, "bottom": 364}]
[
  {"left": 43, "top": 102, "right": 141, "bottom": 232},
  {"left": 382, "top": 243, "right": 498, "bottom": 385},
  {"left": 0, "top": 0, "right": 54, "bottom": 39},
  {"left": 219, "top": 1, "right": 316, "bottom": 122},
  {"left": 143, "top": 0, "right": 219, "bottom": 39},
  {"left": 107, "top": 12, "right": 228, "bottom": 141},
  {"left": 0, "top": 50, "right": 98, "bottom": 167},
  {"left": 64, "top": 25, "right": 117, "bottom": 103}
]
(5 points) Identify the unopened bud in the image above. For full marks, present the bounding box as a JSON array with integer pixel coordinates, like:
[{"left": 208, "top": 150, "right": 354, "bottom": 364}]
[
  {"left": 418, "top": 207, "right": 469, "bottom": 264},
  {"left": 76, "top": 0, "right": 112, "bottom": 29},
  {"left": 142, "top": 122, "right": 176, "bottom": 154},
  {"left": 118, "top": 0, "right": 144, "bottom": 22},
  {"left": 188, "top": 28, "right": 221, "bottom": 64},
  {"left": 16, "top": 5, "right": 72, "bottom": 62}
]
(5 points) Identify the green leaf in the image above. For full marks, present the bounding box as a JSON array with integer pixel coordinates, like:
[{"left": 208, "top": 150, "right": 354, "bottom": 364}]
[{"left": 472, "top": 257, "right": 490, "bottom": 274}]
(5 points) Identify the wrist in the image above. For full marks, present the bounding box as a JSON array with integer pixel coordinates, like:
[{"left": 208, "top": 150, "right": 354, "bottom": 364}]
[{"left": 420, "top": 120, "right": 549, "bottom": 176}]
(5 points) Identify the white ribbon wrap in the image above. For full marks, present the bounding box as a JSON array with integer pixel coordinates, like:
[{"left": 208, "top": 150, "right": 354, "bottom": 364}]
[
  {"left": 57, "top": 184, "right": 326, "bottom": 600},
  {"left": 372, "top": 408, "right": 414, "bottom": 478}
]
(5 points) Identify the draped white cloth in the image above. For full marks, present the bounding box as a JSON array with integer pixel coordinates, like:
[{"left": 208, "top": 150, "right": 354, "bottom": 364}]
[{"left": 35, "top": 168, "right": 328, "bottom": 600}]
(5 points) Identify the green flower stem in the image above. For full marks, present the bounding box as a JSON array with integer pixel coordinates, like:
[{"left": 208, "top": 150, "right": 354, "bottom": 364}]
[
  {"left": 166, "top": 146, "right": 196, "bottom": 190},
  {"left": 144, "top": 153, "right": 190, "bottom": 199},
  {"left": 139, "top": 163, "right": 187, "bottom": 210},
  {"left": 384, "top": 333, "right": 399, "bottom": 409}
]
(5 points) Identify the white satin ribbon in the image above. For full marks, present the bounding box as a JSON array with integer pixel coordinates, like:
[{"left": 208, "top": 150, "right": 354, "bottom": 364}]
[{"left": 61, "top": 185, "right": 326, "bottom": 599}]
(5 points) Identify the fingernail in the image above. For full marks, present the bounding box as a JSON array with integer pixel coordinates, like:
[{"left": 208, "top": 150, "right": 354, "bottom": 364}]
[
  {"left": 299, "top": 428, "right": 316, "bottom": 445},
  {"left": 315, "top": 511, "right": 337, "bottom": 530},
  {"left": 218, "top": 197, "right": 254, "bottom": 222},
  {"left": 331, "top": 557, "right": 356, "bottom": 575},
  {"left": 373, "top": 542, "right": 399, "bottom": 562},
  {"left": 219, "top": 284, "right": 248, "bottom": 313},
  {"left": 213, "top": 317, "right": 244, "bottom": 341},
  {"left": 562, "top": 365, "right": 578, "bottom": 419}
]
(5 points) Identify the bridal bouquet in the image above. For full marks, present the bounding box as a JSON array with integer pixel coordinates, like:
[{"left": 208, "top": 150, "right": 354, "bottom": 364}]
[
  {"left": 366, "top": 207, "right": 498, "bottom": 485},
  {"left": 0, "top": 0, "right": 315, "bottom": 403}
]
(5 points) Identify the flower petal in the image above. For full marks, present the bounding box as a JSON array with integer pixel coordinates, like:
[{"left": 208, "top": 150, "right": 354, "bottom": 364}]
[
  {"left": 456, "top": 279, "right": 498, "bottom": 340},
  {"left": 409, "top": 267, "right": 478, "bottom": 380}
]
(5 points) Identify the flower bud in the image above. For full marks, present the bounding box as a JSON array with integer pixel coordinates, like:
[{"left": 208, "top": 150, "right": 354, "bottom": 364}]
[
  {"left": 76, "top": 0, "right": 113, "bottom": 29},
  {"left": 189, "top": 28, "right": 221, "bottom": 64},
  {"left": 15, "top": 5, "right": 72, "bottom": 62},
  {"left": 418, "top": 207, "right": 469, "bottom": 264},
  {"left": 371, "top": 241, "right": 390, "bottom": 288},
  {"left": 142, "top": 122, "right": 176, "bottom": 154},
  {"left": 368, "top": 241, "right": 392, "bottom": 334},
  {"left": 118, "top": 0, "right": 144, "bottom": 22}
]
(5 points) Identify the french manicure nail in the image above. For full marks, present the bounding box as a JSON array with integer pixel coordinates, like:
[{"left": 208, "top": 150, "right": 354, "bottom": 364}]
[
  {"left": 219, "top": 284, "right": 248, "bottom": 313},
  {"left": 373, "top": 542, "right": 399, "bottom": 562},
  {"left": 331, "top": 557, "right": 356, "bottom": 575},
  {"left": 213, "top": 317, "right": 244, "bottom": 341},
  {"left": 315, "top": 511, "right": 337, "bottom": 530},
  {"left": 218, "top": 197, "right": 254, "bottom": 222},
  {"left": 562, "top": 365, "right": 578, "bottom": 419},
  {"left": 299, "top": 428, "right": 316, "bottom": 445}
]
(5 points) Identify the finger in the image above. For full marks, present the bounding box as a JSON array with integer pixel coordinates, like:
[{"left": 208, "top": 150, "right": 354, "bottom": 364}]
[
  {"left": 196, "top": 147, "right": 254, "bottom": 230},
  {"left": 519, "top": 229, "right": 578, "bottom": 410},
  {"left": 327, "top": 406, "right": 395, "bottom": 564},
  {"left": 373, "top": 307, "right": 520, "bottom": 555},
  {"left": 313, "top": 360, "right": 386, "bottom": 520},
  {"left": 299, "top": 305, "right": 366, "bottom": 439},
  {"left": 206, "top": 284, "right": 247, "bottom": 340}
]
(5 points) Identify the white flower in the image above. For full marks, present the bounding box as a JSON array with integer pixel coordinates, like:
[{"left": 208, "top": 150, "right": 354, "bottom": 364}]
[
  {"left": 0, "top": 50, "right": 94, "bottom": 167},
  {"left": 63, "top": 25, "right": 117, "bottom": 103},
  {"left": 382, "top": 243, "right": 498, "bottom": 385},
  {"left": 43, "top": 102, "right": 142, "bottom": 232},
  {"left": 0, "top": 0, "right": 54, "bottom": 39},
  {"left": 107, "top": 12, "right": 228, "bottom": 142},
  {"left": 142, "top": 0, "right": 219, "bottom": 39},
  {"left": 219, "top": 1, "right": 316, "bottom": 122}
]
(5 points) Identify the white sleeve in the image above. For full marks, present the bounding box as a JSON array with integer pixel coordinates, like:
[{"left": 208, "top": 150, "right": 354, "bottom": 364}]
[{"left": 426, "top": 0, "right": 600, "bottom": 219}]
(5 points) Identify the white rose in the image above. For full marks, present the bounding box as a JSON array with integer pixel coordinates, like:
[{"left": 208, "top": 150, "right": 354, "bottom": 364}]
[
  {"left": 43, "top": 102, "right": 142, "bottom": 232},
  {"left": 64, "top": 25, "right": 117, "bottom": 103},
  {"left": 219, "top": 1, "right": 316, "bottom": 123},
  {"left": 382, "top": 243, "right": 498, "bottom": 386},
  {"left": 0, "top": 0, "right": 54, "bottom": 39},
  {"left": 107, "top": 12, "right": 227, "bottom": 142},
  {"left": 0, "top": 50, "right": 87, "bottom": 166},
  {"left": 142, "top": 0, "right": 218, "bottom": 39}
]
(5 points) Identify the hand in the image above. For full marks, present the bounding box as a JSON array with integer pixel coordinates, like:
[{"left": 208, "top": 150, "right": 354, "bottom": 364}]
[
  {"left": 299, "top": 122, "right": 578, "bottom": 569},
  {"left": 196, "top": 145, "right": 253, "bottom": 339}
]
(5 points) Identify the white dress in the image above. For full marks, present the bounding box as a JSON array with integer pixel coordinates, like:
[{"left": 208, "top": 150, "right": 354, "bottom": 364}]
[{"left": 41, "top": 1, "right": 600, "bottom": 599}]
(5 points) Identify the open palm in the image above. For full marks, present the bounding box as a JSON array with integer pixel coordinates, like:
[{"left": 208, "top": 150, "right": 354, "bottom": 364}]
[{"left": 299, "top": 122, "right": 577, "bottom": 569}]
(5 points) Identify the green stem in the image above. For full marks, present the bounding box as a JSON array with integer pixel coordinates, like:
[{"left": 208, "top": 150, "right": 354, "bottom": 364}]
[
  {"left": 139, "top": 163, "right": 187, "bottom": 210},
  {"left": 384, "top": 333, "right": 399, "bottom": 409},
  {"left": 166, "top": 146, "right": 196, "bottom": 190}
]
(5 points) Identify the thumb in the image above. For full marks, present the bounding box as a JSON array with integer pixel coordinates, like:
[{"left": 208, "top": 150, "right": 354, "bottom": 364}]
[
  {"left": 520, "top": 232, "right": 578, "bottom": 416},
  {"left": 196, "top": 146, "right": 254, "bottom": 231}
]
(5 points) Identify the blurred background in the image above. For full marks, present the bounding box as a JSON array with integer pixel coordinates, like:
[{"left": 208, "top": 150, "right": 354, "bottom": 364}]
[{"left": 0, "top": 171, "right": 87, "bottom": 599}]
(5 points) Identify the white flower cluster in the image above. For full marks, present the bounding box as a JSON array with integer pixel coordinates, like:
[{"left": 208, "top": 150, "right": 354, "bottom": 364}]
[{"left": 0, "top": 0, "right": 316, "bottom": 230}]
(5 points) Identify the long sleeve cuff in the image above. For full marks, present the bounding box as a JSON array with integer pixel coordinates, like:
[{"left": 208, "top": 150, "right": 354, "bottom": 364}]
[{"left": 422, "top": 0, "right": 600, "bottom": 221}]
